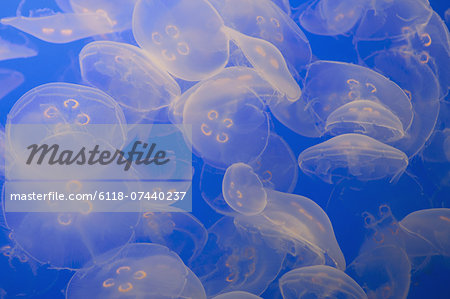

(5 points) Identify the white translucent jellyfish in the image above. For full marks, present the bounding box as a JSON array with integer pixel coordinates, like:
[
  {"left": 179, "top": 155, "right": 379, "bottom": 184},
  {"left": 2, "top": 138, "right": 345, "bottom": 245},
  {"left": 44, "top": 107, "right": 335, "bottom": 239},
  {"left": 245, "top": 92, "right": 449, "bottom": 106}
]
[
  {"left": 79, "top": 41, "right": 181, "bottom": 124},
  {"left": 354, "top": 0, "right": 433, "bottom": 41},
  {"left": 346, "top": 246, "right": 411, "bottom": 299},
  {"left": 66, "top": 243, "right": 206, "bottom": 298},
  {"left": 325, "top": 99, "right": 405, "bottom": 143},
  {"left": 191, "top": 217, "right": 285, "bottom": 296},
  {"left": 1, "top": 12, "right": 117, "bottom": 43},
  {"left": 365, "top": 48, "right": 440, "bottom": 157},
  {"left": 0, "top": 69, "right": 24, "bottom": 100},
  {"left": 222, "top": 163, "right": 268, "bottom": 216},
  {"left": 248, "top": 133, "right": 298, "bottom": 192},
  {"left": 302, "top": 61, "right": 413, "bottom": 134},
  {"left": 298, "top": 134, "right": 409, "bottom": 184},
  {"left": 132, "top": 0, "right": 229, "bottom": 81},
  {"left": 212, "top": 291, "right": 262, "bottom": 299},
  {"left": 134, "top": 212, "right": 208, "bottom": 264},
  {"left": 182, "top": 77, "right": 270, "bottom": 169},
  {"left": 209, "top": 0, "right": 312, "bottom": 73},
  {"left": 279, "top": 265, "right": 368, "bottom": 299},
  {"left": 224, "top": 27, "right": 301, "bottom": 101},
  {"left": 0, "top": 37, "right": 37, "bottom": 61},
  {"left": 299, "top": 0, "right": 370, "bottom": 36},
  {"left": 234, "top": 189, "right": 346, "bottom": 270}
]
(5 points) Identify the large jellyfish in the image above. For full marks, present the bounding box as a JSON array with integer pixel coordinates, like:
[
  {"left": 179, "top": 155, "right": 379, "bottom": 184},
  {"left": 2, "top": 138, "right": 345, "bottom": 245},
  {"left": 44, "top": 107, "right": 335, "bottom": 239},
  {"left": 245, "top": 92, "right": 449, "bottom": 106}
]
[
  {"left": 212, "top": 291, "right": 262, "bottom": 299},
  {"left": 279, "top": 265, "right": 368, "bottom": 299},
  {"left": 66, "top": 243, "right": 206, "bottom": 298},
  {"left": 298, "top": 134, "right": 409, "bottom": 183},
  {"left": 79, "top": 41, "right": 181, "bottom": 124}
]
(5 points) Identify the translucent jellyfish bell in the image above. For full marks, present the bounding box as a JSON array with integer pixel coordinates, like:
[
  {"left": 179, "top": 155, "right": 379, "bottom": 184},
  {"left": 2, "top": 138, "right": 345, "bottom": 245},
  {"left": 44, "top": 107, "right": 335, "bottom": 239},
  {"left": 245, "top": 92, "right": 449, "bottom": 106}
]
[
  {"left": 212, "top": 291, "right": 262, "bottom": 299},
  {"left": 298, "top": 134, "right": 409, "bottom": 184},
  {"left": 0, "top": 69, "right": 24, "bottom": 100},
  {"left": 0, "top": 37, "right": 37, "bottom": 61},
  {"left": 66, "top": 243, "right": 206, "bottom": 298},
  {"left": 0, "top": 127, "right": 4, "bottom": 179},
  {"left": 324, "top": 99, "right": 405, "bottom": 143},
  {"left": 303, "top": 61, "right": 413, "bottom": 133},
  {"left": 222, "top": 163, "right": 267, "bottom": 216},
  {"left": 182, "top": 77, "right": 270, "bottom": 169},
  {"left": 79, "top": 41, "right": 181, "bottom": 124},
  {"left": 132, "top": 0, "right": 229, "bottom": 81},
  {"left": 279, "top": 265, "right": 368, "bottom": 299},
  {"left": 346, "top": 246, "right": 411, "bottom": 299},
  {"left": 299, "top": 0, "right": 370, "bottom": 36}
]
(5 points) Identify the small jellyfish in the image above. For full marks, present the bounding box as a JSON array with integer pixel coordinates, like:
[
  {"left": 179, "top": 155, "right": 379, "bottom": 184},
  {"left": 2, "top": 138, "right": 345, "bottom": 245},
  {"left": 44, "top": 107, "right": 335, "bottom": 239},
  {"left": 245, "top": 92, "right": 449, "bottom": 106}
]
[
  {"left": 222, "top": 163, "right": 267, "bottom": 216},
  {"left": 191, "top": 217, "right": 285, "bottom": 296},
  {"left": 0, "top": 126, "right": 4, "bottom": 179},
  {"left": 0, "top": 36, "right": 37, "bottom": 61},
  {"left": 212, "top": 291, "right": 262, "bottom": 299},
  {"left": 346, "top": 246, "right": 411, "bottom": 299},
  {"left": 134, "top": 212, "right": 208, "bottom": 264},
  {"left": 0, "top": 69, "right": 24, "bottom": 100},
  {"left": 279, "top": 265, "right": 368, "bottom": 299},
  {"left": 298, "top": 134, "right": 409, "bottom": 183},
  {"left": 235, "top": 189, "right": 346, "bottom": 270},
  {"left": 302, "top": 61, "right": 413, "bottom": 134},
  {"left": 224, "top": 27, "right": 301, "bottom": 101},
  {"left": 132, "top": 0, "right": 229, "bottom": 81},
  {"left": 248, "top": 133, "right": 298, "bottom": 192},
  {"left": 325, "top": 99, "right": 405, "bottom": 143},
  {"left": 79, "top": 41, "right": 181, "bottom": 124},
  {"left": 1, "top": 12, "right": 117, "bottom": 43},
  {"left": 182, "top": 77, "right": 270, "bottom": 169},
  {"left": 66, "top": 243, "right": 206, "bottom": 298},
  {"left": 299, "top": 0, "right": 370, "bottom": 36}
]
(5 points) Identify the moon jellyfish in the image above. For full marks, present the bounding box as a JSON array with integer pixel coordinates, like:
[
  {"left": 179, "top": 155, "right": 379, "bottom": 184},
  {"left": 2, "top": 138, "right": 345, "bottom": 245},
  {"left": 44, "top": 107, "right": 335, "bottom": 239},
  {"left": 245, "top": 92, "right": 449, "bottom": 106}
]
[
  {"left": 299, "top": 0, "right": 370, "bottom": 36},
  {"left": 365, "top": 48, "right": 440, "bottom": 157},
  {"left": 0, "top": 36, "right": 37, "bottom": 61},
  {"left": 66, "top": 243, "right": 206, "bottom": 298},
  {"left": 303, "top": 61, "right": 413, "bottom": 133},
  {"left": 1, "top": 12, "right": 117, "bottom": 43},
  {"left": 79, "top": 41, "right": 181, "bottom": 124},
  {"left": 134, "top": 212, "right": 207, "bottom": 264},
  {"left": 279, "top": 265, "right": 368, "bottom": 299},
  {"left": 325, "top": 100, "right": 405, "bottom": 143},
  {"left": 191, "top": 217, "right": 285, "bottom": 296},
  {"left": 212, "top": 291, "right": 262, "bottom": 299},
  {"left": 209, "top": 0, "right": 312, "bottom": 74},
  {"left": 346, "top": 246, "right": 411, "bottom": 299},
  {"left": 298, "top": 134, "right": 409, "bottom": 183},
  {"left": 222, "top": 163, "right": 267, "bottom": 216},
  {"left": 249, "top": 133, "right": 298, "bottom": 192},
  {"left": 224, "top": 27, "right": 301, "bottom": 101},
  {"left": 182, "top": 77, "right": 269, "bottom": 169},
  {"left": 0, "top": 69, "right": 24, "bottom": 100},
  {"left": 234, "top": 189, "right": 346, "bottom": 270},
  {"left": 132, "top": 0, "right": 229, "bottom": 81}
]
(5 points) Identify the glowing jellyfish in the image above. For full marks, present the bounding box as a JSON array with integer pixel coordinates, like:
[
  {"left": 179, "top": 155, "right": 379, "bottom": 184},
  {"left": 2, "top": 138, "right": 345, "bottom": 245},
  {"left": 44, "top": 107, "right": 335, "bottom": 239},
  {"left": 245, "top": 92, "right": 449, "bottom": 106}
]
[
  {"left": 182, "top": 77, "right": 270, "bottom": 169},
  {"left": 346, "top": 246, "right": 411, "bottom": 299},
  {"left": 302, "top": 61, "right": 413, "bottom": 134},
  {"left": 134, "top": 212, "right": 207, "bottom": 264},
  {"left": 365, "top": 48, "right": 440, "bottom": 157},
  {"left": 191, "top": 217, "right": 285, "bottom": 296},
  {"left": 279, "top": 265, "right": 368, "bottom": 299},
  {"left": 132, "top": 0, "right": 229, "bottom": 81},
  {"left": 222, "top": 163, "right": 267, "bottom": 216},
  {"left": 249, "top": 133, "right": 298, "bottom": 192},
  {"left": 235, "top": 189, "right": 346, "bottom": 270},
  {"left": 66, "top": 243, "right": 206, "bottom": 298},
  {"left": 212, "top": 291, "right": 262, "bottom": 299},
  {"left": 298, "top": 134, "right": 409, "bottom": 184},
  {"left": 1, "top": 12, "right": 117, "bottom": 43},
  {"left": 210, "top": 0, "right": 312, "bottom": 74},
  {"left": 324, "top": 100, "right": 405, "bottom": 143},
  {"left": 299, "top": 0, "right": 370, "bottom": 36},
  {"left": 0, "top": 37, "right": 37, "bottom": 61},
  {"left": 0, "top": 69, "right": 24, "bottom": 101},
  {"left": 79, "top": 41, "right": 181, "bottom": 124}
]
